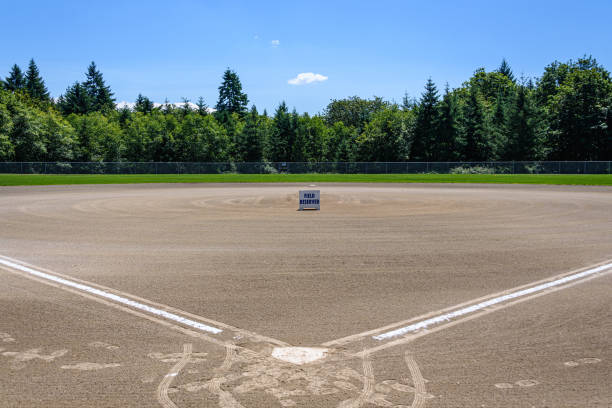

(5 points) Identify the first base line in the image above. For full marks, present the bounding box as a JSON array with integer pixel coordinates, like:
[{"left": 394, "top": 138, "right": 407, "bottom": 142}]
[
  {"left": 0, "top": 256, "right": 223, "bottom": 335},
  {"left": 372, "top": 261, "right": 612, "bottom": 341}
]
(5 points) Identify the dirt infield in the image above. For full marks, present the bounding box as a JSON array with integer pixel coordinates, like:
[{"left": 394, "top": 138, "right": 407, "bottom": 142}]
[{"left": 1, "top": 183, "right": 611, "bottom": 407}]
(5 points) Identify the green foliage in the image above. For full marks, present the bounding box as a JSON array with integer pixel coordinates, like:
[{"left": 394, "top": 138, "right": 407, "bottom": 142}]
[
  {"left": 1, "top": 57, "right": 611, "bottom": 164},
  {"left": 412, "top": 78, "right": 439, "bottom": 160},
  {"left": 357, "top": 106, "right": 411, "bottom": 161},
  {"left": 0, "top": 102, "right": 14, "bottom": 160},
  {"left": 84, "top": 62, "right": 115, "bottom": 113},
  {"left": 215, "top": 69, "right": 248, "bottom": 115},
  {"left": 134, "top": 94, "right": 154, "bottom": 114},
  {"left": 235, "top": 106, "right": 264, "bottom": 162},
  {"left": 67, "top": 113, "right": 123, "bottom": 161},
  {"left": 462, "top": 88, "right": 493, "bottom": 161},
  {"left": 325, "top": 122, "right": 357, "bottom": 161},
  {"left": 25, "top": 59, "right": 50, "bottom": 102},
  {"left": 497, "top": 59, "right": 515, "bottom": 83},
  {"left": 545, "top": 57, "right": 612, "bottom": 160},
  {"left": 266, "top": 102, "right": 295, "bottom": 161},
  {"left": 175, "top": 113, "right": 229, "bottom": 161},
  {"left": 58, "top": 82, "right": 93, "bottom": 115},
  {"left": 4, "top": 64, "right": 26, "bottom": 91},
  {"left": 435, "top": 86, "right": 461, "bottom": 161},
  {"left": 58, "top": 62, "right": 115, "bottom": 115},
  {"left": 503, "top": 85, "right": 545, "bottom": 160},
  {"left": 323, "top": 96, "right": 388, "bottom": 132}
]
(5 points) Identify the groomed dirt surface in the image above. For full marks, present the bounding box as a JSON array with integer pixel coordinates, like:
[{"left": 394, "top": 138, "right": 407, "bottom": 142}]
[{"left": 0, "top": 183, "right": 611, "bottom": 407}]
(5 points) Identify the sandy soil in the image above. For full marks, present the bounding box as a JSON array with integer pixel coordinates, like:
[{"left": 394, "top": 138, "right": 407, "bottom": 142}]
[{"left": 0, "top": 183, "right": 610, "bottom": 407}]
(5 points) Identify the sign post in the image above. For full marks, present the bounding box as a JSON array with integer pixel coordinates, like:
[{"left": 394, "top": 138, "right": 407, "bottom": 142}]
[{"left": 298, "top": 190, "right": 320, "bottom": 211}]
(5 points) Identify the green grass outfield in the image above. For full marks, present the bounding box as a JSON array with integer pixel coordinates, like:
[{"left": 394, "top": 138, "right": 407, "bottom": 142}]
[{"left": 1, "top": 173, "right": 611, "bottom": 186}]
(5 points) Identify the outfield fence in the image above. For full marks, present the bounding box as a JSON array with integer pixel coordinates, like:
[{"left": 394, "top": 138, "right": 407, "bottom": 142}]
[{"left": 0, "top": 161, "right": 611, "bottom": 175}]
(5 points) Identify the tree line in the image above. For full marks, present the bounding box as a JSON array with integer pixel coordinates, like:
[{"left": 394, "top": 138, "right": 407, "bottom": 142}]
[{"left": 1, "top": 57, "right": 610, "bottom": 163}]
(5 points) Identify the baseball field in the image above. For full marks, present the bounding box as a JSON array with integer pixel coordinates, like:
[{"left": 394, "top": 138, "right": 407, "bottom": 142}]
[{"left": 1, "top": 180, "right": 610, "bottom": 407}]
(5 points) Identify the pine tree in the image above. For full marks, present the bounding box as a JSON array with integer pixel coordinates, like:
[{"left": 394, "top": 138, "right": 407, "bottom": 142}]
[
  {"left": 237, "top": 105, "right": 263, "bottom": 162},
  {"left": 435, "top": 85, "right": 460, "bottom": 161},
  {"left": 498, "top": 58, "right": 515, "bottom": 82},
  {"left": 266, "top": 102, "right": 293, "bottom": 161},
  {"left": 462, "top": 89, "right": 492, "bottom": 161},
  {"left": 504, "top": 86, "right": 542, "bottom": 160},
  {"left": 215, "top": 69, "right": 248, "bottom": 115},
  {"left": 134, "top": 94, "right": 154, "bottom": 114},
  {"left": 84, "top": 62, "right": 115, "bottom": 112},
  {"left": 401, "top": 91, "right": 416, "bottom": 111},
  {"left": 180, "top": 97, "right": 191, "bottom": 117},
  {"left": 57, "top": 82, "right": 93, "bottom": 115},
  {"left": 4, "top": 64, "right": 26, "bottom": 91},
  {"left": 196, "top": 97, "right": 208, "bottom": 115},
  {"left": 490, "top": 92, "right": 509, "bottom": 157},
  {"left": 411, "top": 78, "right": 439, "bottom": 160},
  {"left": 25, "top": 59, "right": 50, "bottom": 101}
]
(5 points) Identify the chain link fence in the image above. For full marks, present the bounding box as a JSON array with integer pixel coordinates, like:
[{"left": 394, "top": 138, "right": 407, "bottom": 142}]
[{"left": 0, "top": 161, "right": 610, "bottom": 175}]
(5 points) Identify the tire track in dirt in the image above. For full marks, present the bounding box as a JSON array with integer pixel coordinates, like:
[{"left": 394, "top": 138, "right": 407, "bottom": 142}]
[
  {"left": 156, "top": 343, "right": 192, "bottom": 408},
  {"left": 405, "top": 352, "right": 427, "bottom": 408},
  {"left": 207, "top": 343, "right": 245, "bottom": 408},
  {"left": 337, "top": 351, "right": 374, "bottom": 408}
]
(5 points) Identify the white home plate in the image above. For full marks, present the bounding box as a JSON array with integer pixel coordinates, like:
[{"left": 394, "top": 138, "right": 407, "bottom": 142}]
[{"left": 272, "top": 347, "right": 329, "bottom": 365}]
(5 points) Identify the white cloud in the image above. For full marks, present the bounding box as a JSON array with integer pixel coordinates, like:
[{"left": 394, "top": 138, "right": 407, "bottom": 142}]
[
  {"left": 287, "top": 72, "right": 329, "bottom": 85},
  {"left": 270, "top": 39, "right": 280, "bottom": 47}
]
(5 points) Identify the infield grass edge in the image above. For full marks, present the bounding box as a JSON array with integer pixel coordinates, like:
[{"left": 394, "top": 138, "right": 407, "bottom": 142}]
[{"left": 1, "top": 173, "right": 611, "bottom": 186}]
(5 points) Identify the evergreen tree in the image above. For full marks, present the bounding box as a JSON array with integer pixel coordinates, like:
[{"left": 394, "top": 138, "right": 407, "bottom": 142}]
[
  {"left": 498, "top": 58, "right": 515, "bottom": 82},
  {"left": 546, "top": 57, "right": 612, "bottom": 160},
  {"left": 412, "top": 78, "right": 439, "bottom": 160},
  {"left": 4, "top": 64, "right": 26, "bottom": 91},
  {"left": 215, "top": 69, "right": 248, "bottom": 115},
  {"left": 25, "top": 59, "right": 50, "bottom": 101},
  {"left": 504, "top": 85, "right": 543, "bottom": 160},
  {"left": 161, "top": 98, "right": 175, "bottom": 114},
  {"left": 57, "top": 82, "right": 93, "bottom": 115},
  {"left": 435, "top": 85, "right": 460, "bottom": 161},
  {"left": 196, "top": 97, "right": 208, "bottom": 115},
  {"left": 83, "top": 62, "right": 115, "bottom": 112},
  {"left": 401, "top": 91, "right": 416, "bottom": 111},
  {"left": 266, "top": 102, "right": 293, "bottom": 161},
  {"left": 134, "top": 94, "right": 154, "bottom": 114},
  {"left": 462, "top": 89, "right": 492, "bottom": 160},
  {"left": 180, "top": 97, "right": 192, "bottom": 117},
  {"left": 236, "top": 106, "right": 263, "bottom": 162},
  {"left": 490, "top": 92, "right": 509, "bottom": 157}
]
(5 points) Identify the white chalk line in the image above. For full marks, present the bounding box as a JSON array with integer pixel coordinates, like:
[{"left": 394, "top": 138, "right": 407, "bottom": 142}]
[
  {"left": 0, "top": 256, "right": 222, "bottom": 335},
  {"left": 373, "top": 262, "right": 612, "bottom": 341}
]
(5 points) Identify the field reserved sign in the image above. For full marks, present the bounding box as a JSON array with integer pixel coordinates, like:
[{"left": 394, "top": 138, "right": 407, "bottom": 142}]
[{"left": 299, "top": 190, "right": 320, "bottom": 210}]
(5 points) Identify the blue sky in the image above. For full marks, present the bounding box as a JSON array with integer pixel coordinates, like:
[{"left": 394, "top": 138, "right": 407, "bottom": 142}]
[{"left": 2, "top": 0, "right": 611, "bottom": 113}]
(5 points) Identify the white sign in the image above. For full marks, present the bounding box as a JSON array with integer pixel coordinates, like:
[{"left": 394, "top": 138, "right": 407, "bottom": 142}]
[{"left": 299, "top": 190, "right": 320, "bottom": 210}]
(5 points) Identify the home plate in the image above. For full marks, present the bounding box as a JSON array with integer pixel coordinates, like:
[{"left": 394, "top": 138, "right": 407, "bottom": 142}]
[{"left": 271, "top": 347, "right": 329, "bottom": 365}]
